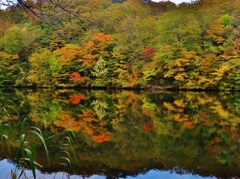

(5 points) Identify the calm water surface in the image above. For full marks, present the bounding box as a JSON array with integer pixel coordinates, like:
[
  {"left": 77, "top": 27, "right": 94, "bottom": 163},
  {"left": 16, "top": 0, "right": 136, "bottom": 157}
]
[
  {"left": 0, "top": 89, "right": 239, "bottom": 179},
  {"left": 0, "top": 159, "right": 218, "bottom": 178}
]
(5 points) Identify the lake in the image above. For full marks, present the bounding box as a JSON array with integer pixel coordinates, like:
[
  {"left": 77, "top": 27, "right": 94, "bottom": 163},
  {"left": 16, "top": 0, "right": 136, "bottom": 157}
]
[{"left": 0, "top": 89, "right": 239, "bottom": 179}]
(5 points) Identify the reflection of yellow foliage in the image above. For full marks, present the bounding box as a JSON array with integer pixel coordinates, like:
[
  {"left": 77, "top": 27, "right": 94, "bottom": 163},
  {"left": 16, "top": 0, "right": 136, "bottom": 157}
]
[
  {"left": 197, "top": 96, "right": 213, "bottom": 105},
  {"left": 178, "top": 108, "right": 184, "bottom": 113},
  {"left": 29, "top": 113, "right": 41, "bottom": 123},
  {"left": 27, "top": 93, "right": 40, "bottom": 104},
  {"left": 142, "top": 108, "right": 152, "bottom": 117},
  {"left": 172, "top": 113, "right": 181, "bottom": 120},
  {"left": 210, "top": 101, "right": 229, "bottom": 118},
  {"left": 174, "top": 99, "right": 186, "bottom": 107},
  {"left": 1, "top": 116, "right": 10, "bottom": 122},
  {"left": 224, "top": 116, "right": 240, "bottom": 127},
  {"left": 91, "top": 100, "right": 108, "bottom": 120},
  {"left": 123, "top": 91, "right": 140, "bottom": 109},
  {"left": 1, "top": 114, "right": 19, "bottom": 122},
  {"left": 115, "top": 91, "right": 141, "bottom": 117},
  {"left": 199, "top": 111, "right": 208, "bottom": 122},
  {"left": 185, "top": 92, "right": 195, "bottom": 101},
  {"left": 183, "top": 121, "right": 195, "bottom": 129},
  {"left": 111, "top": 117, "right": 124, "bottom": 127},
  {"left": 164, "top": 102, "right": 175, "bottom": 111},
  {"left": 225, "top": 126, "right": 240, "bottom": 142}
]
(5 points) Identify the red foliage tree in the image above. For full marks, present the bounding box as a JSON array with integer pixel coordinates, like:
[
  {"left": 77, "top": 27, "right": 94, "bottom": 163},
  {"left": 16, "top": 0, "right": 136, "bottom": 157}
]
[
  {"left": 142, "top": 47, "right": 155, "bottom": 59},
  {"left": 69, "top": 72, "right": 84, "bottom": 82}
]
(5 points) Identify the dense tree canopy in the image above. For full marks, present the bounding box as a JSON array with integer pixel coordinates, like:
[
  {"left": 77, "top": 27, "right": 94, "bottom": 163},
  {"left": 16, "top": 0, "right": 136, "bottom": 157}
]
[{"left": 0, "top": 0, "right": 239, "bottom": 90}]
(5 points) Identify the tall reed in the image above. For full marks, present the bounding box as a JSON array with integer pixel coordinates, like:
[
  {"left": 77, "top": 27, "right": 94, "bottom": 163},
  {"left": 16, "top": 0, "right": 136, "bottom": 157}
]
[
  {"left": 1, "top": 112, "right": 76, "bottom": 179},
  {"left": 0, "top": 120, "right": 10, "bottom": 153}
]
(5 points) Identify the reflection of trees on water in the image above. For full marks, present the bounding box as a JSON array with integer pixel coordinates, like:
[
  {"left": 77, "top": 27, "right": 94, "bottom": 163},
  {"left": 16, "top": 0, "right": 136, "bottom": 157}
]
[
  {"left": 0, "top": 89, "right": 240, "bottom": 178},
  {"left": 106, "top": 176, "right": 119, "bottom": 179}
]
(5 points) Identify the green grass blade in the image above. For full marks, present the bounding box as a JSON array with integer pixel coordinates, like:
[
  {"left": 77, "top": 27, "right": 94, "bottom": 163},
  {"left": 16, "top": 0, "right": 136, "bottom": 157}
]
[
  {"left": 29, "top": 143, "right": 37, "bottom": 161},
  {"left": 69, "top": 130, "right": 79, "bottom": 144},
  {"left": 60, "top": 157, "right": 71, "bottom": 164},
  {"left": 3, "top": 135, "right": 10, "bottom": 153},
  {"left": 0, "top": 92, "right": 5, "bottom": 100},
  {"left": 30, "top": 127, "right": 42, "bottom": 136},
  {"left": 24, "top": 148, "right": 36, "bottom": 179},
  {"left": 20, "top": 134, "right": 26, "bottom": 159},
  {"left": 59, "top": 163, "right": 68, "bottom": 167},
  {"left": 3, "top": 108, "right": 10, "bottom": 116},
  {"left": 0, "top": 120, "right": 3, "bottom": 143},
  {"left": 62, "top": 151, "right": 71, "bottom": 158},
  {"left": 45, "top": 134, "right": 56, "bottom": 141},
  {"left": 33, "top": 161, "right": 43, "bottom": 168},
  {"left": 11, "top": 170, "right": 17, "bottom": 179},
  {"left": 20, "top": 118, "right": 28, "bottom": 134},
  {"left": 60, "top": 157, "right": 73, "bottom": 171},
  {"left": 65, "top": 136, "right": 78, "bottom": 162},
  {"left": 30, "top": 128, "right": 50, "bottom": 165}
]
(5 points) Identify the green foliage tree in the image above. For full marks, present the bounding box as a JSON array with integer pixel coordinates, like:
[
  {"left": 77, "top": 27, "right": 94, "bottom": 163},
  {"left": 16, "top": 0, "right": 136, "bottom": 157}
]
[
  {"left": 0, "top": 26, "right": 23, "bottom": 55},
  {"left": 27, "top": 48, "right": 58, "bottom": 87}
]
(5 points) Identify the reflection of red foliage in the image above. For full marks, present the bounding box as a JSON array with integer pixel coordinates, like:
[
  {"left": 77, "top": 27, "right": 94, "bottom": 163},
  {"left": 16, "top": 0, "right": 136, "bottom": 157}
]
[
  {"left": 142, "top": 47, "right": 155, "bottom": 59},
  {"left": 69, "top": 94, "right": 84, "bottom": 104},
  {"left": 11, "top": 115, "right": 19, "bottom": 120},
  {"left": 70, "top": 72, "right": 84, "bottom": 82},
  {"left": 92, "top": 132, "right": 112, "bottom": 143},
  {"left": 142, "top": 120, "right": 154, "bottom": 131}
]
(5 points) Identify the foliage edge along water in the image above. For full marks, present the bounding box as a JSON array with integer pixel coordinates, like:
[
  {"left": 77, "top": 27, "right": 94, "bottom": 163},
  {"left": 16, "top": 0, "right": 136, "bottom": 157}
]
[{"left": 0, "top": 88, "right": 240, "bottom": 179}]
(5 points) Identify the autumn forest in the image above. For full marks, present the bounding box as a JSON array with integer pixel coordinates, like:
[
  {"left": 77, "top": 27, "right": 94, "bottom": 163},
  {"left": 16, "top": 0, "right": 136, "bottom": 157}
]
[{"left": 0, "top": 0, "right": 240, "bottom": 90}]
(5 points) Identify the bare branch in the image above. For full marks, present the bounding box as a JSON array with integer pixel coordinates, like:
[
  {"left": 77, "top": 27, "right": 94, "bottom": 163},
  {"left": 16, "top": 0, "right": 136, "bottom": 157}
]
[
  {"left": 0, "top": 0, "right": 86, "bottom": 41},
  {"left": 48, "top": 0, "right": 84, "bottom": 23}
]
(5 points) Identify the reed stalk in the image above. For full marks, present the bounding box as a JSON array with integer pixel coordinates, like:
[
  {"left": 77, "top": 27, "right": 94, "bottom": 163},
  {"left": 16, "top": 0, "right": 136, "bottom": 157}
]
[{"left": 30, "top": 126, "right": 55, "bottom": 166}]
